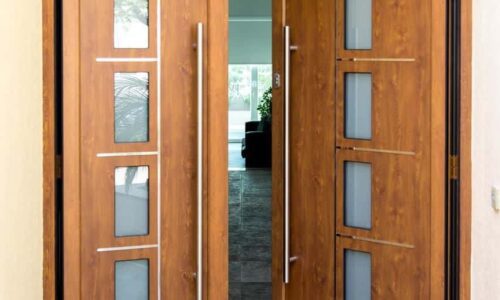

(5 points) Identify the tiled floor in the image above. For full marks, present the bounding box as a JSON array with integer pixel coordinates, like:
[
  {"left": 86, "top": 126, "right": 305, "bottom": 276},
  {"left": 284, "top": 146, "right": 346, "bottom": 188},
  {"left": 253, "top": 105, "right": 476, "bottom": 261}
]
[{"left": 229, "top": 169, "right": 272, "bottom": 300}]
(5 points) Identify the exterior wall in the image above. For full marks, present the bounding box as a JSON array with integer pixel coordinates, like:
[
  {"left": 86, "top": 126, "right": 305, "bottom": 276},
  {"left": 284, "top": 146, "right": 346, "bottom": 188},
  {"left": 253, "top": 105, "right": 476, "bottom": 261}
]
[
  {"left": 472, "top": 0, "right": 500, "bottom": 298},
  {"left": 0, "top": 0, "right": 43, "bottom": 299}
]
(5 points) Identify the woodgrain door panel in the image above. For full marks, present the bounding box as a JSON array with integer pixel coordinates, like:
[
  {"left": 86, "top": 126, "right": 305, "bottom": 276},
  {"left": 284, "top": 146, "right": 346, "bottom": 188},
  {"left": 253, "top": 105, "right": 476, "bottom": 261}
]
[
  {"left": 78, "top": 0, "right": 208, "bottom": 298},
  {"left": 275, "top": 0, "right": 443, "bottom": 298},
  {"left": 81, "top": 0, "right": 158, "bottom": 57},
  {"left": 82, "top": 62, "right": 158, "bottom": 153},
  {"left": 89, "top": 248, "right": 159, "bottom": 300},
  {"left": 336, "top": 239, "right": 428, "bottom": 299},
  {"left": 336, "top": 61, "right": 428, "bottom": 152},
  {"left": 336, "top": 0, "right": 430, "bottom": 59},
  {"left": 336, "top": 150, "right": 428, "bottom": 245}
]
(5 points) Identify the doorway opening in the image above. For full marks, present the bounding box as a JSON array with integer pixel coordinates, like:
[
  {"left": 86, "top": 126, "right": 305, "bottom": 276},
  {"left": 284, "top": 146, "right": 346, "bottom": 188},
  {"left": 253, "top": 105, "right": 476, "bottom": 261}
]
[{"left": 227, "top": 0, "right": 272, "bottom": 298}]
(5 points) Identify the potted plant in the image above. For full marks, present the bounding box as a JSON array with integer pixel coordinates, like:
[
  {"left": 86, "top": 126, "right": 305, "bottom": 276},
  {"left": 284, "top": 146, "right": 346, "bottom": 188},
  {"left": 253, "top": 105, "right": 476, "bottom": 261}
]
[{"left": 257, "top": 86, "right": 272, "bottom": 122}]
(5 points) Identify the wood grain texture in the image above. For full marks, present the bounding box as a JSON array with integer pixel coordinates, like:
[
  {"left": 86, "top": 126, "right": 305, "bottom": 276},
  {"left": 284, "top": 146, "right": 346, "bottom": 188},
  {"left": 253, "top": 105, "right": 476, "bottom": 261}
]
[
  {"left": 430, "top": 0, "right": 447, "bottom": 298},
  {"left": 336, "top": 61, "right": 428, "bottom": 153},
  {"left": 161, "top": 0, "right": 206, "bottom": 297},
  {"left": 43, "top": 0, "right": 56, "bottom": 298},
  {"left": 271, "top": 0, "right": 285, "bottom": 299},
  {"left": 334, "top": 0, "right": 440, "bottom": 299},
  {"left": 460, "top": 0, "right": 472, "bottom": 298},
  {"left": 285, "top": 0, "right": 336, "bottom": 298},
  {"left": 63, "top": 0, "right": 82, "bottom": 298},
  {"left": 206, "top": 0, "right": 229, "bottom": 298}
]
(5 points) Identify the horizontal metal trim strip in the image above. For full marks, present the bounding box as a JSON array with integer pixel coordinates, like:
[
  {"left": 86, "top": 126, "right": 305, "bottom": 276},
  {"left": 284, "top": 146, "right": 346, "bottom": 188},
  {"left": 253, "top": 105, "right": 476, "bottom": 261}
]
[
  {"left": 337, "top": 233, "right": 415, "bottom": 249},
  {"left": 96, "top": 57, "right": 158, "bottom": 63},
  {"left": 97, "top": 244, "right": 158, "bottom": 252},
  {"left": 337, "top": 146, "right": 416, "bottom": 156},
  {"left": 337, "top": 57, "right": 416, "bottom": 62},
  {"left": 96, "top": 151, "right": 158, "bottom": 158}
]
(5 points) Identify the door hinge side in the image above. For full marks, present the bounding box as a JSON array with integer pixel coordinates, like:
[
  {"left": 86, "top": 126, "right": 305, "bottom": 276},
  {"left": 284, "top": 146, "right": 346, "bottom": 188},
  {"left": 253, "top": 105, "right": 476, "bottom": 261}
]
[
  {"left": 55, "top": 154, "right": 63, "bottom": 179},
  {"left": 449, "top": 155, "right": 459, "bottom": 180}
]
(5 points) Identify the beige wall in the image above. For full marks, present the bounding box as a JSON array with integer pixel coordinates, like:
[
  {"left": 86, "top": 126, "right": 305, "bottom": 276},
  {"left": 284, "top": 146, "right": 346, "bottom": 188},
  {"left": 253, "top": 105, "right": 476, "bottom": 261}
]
[
  {"left": 472, "top": 0, "right": 500, "bottom": 298},
  {"left": 0, "top": 0, "right": 43, "bottom": 299}
]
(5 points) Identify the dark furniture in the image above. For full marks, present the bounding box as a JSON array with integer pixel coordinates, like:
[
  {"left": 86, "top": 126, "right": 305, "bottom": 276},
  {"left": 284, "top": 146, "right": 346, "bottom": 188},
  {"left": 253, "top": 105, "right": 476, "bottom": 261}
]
[{"left": 241, "top": 120, "right": 271, "bottom": 168}]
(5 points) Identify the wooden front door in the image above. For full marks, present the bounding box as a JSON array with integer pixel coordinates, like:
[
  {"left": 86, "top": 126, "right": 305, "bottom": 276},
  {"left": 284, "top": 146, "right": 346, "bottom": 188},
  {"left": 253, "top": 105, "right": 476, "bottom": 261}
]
[
  {"left": 63, "top": 0, "right": 228, "bottom": 298},
  {"left": 273, "top": 0, "right": 445, "bottom": 298}
]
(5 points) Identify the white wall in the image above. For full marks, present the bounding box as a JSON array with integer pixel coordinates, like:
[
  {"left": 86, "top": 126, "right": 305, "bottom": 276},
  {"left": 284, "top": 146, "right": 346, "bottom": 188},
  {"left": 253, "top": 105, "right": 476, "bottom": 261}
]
[
  {"left": 229, "top": 21, "right": 272, "bottom": 64},
  {"left": 0, "top": 0, "right": 43, "bottom": 299},
  {"left": 472, "top": 0, "right": 500, "bottom": 298}
]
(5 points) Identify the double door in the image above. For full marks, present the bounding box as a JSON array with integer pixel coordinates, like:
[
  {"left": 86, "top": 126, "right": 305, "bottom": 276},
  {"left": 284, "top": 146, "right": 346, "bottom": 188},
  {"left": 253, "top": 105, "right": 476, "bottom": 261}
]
[{"left": 63, "top": 0, "right": 445, "bottom": 298}]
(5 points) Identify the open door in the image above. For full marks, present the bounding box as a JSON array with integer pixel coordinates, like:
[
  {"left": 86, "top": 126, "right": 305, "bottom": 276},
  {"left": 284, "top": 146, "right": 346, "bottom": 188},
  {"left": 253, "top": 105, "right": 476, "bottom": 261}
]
[
  {"left": 63, "top": 0, "right": 228, "bottom": 298},
  {"left": 272, "top": 0, "right": 446, "bottom": 299}
]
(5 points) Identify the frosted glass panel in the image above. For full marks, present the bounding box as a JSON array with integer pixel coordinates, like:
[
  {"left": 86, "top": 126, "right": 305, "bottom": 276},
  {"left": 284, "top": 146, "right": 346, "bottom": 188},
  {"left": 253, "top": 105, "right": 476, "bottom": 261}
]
[
  {"left": 114, "top": 0, "right": 149, "bottom": 48},
  {"left": 345, "top": 73, "right": 372, "bottom": 140},
  {"left": 345, "top": 0, "right": 372, "bottom": 49},
  {"left": 344, "top": 162, "right": 372, "bottom": 229},
  {"left": 115, "top": 259, "right": 149, "bottom": 300},
  {"left": 114, "top": 72, "right": 149, "bottom": 143},
  {"left": 345, "top": 250, "right": 371, "bottom": 300},
  {"left": 115, "top": 166, "right": 149, "bottom": 237}
]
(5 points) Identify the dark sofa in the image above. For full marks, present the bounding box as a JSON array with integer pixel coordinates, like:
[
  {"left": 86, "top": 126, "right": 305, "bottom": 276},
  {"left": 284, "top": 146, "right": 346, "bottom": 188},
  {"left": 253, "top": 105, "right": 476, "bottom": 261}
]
[{"left": 241, "top": 120, "right": 271, "bottom": 168}]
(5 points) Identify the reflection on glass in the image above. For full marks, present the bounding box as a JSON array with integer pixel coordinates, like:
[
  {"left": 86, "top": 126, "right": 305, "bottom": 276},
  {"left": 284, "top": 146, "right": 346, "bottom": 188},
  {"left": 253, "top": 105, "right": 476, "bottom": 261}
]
[
  {"left": 115, "top": 259, "right": 149, "bottom": 300},
  {"left": 115, "top": 166, "right": 149, "bottom": 237},
  {"left": 114, "top": 72, "right": 149, "bottom": 143},
  {"left": 114, "top": 0, "right": 149, "bottom": 48},
  {"left": 345, "top": 0, "right": 372, "bottom": 50},
  {"left": 345, "top": 250, "right": 371, "bottom": 300},
  {"left": 345, "top": 73, "right": 372, "bottom": 140},
  {"left": 344, "top": 161, "right": 372, "bottom": 229}
]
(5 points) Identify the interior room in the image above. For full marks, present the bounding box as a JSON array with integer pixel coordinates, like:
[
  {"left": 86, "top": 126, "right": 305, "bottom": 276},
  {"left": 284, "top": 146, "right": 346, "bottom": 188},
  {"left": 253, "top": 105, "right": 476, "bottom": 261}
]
[{"left": 227, "top": 0, "right": 272, "bottom": 298}]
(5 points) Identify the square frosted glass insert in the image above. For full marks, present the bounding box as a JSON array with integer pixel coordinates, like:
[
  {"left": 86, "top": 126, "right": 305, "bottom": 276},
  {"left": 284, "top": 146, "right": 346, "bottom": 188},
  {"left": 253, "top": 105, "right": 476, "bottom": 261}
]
[
  {"left": 114, "top": 72, "right": 150, "bottom": 143},
  {"left": 115, "top": 166, "right": 149, "bottom": 237},
  {"left": 114, "top": 0, "right": 149, "bottom": 48},
  {"left": 344, "top": 161, "right": 372, "bottom": 229},
  {"left": 115, "top": 259, "right": 149, "bottom": 300},
  {"left": 345, "top": 73, "right": 372, "bottom": 140},
  {"left": 345, "top": 250, "right": 371, "bottom": 300},
  {"left": 345, "top": 0, "right": 372, "bottom": 50}
]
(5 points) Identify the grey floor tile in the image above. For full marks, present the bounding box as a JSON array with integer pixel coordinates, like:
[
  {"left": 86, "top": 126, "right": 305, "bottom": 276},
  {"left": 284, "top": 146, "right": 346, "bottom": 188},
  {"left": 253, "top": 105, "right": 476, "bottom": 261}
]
[
  {"left": 230, "top": 243, "right": 241, "bottom": 261},
  {"left": 230, "top": 261, "right": 242, "bottom": 283},
  {"left": 229, "top": 282, "right": 242, "bottom": 300},
  {"left": 241, "top": 215, "right": 271, "bottom": 231},
  {"left": 240, "top": 229, "right": 271, "bottom": 246},
  {"left": 241, "top": 261, "right": 271, "bottom": 283},
  {"left": 229, "top": 202, "right": 242, "bottom": 226},
  {"left": 240, "top": 245, "right": 271, "bottom": 261},
  {"left": 241, "top": 283, "right": 272, "bottom": 300}
]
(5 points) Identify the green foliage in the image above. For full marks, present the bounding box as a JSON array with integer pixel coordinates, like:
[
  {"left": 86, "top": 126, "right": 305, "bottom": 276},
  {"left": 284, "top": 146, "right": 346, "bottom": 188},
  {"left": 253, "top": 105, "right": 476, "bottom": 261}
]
[{"left": 257, "top": 87, "right": 272, "bottom": 120}]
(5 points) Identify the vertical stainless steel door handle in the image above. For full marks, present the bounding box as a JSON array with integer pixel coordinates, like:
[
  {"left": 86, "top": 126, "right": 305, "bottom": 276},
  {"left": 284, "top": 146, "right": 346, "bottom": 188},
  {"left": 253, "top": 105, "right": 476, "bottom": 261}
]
[
  {"left": 284, "top": 25, "right": 291, "bottom": 284},
  {"left": 196, "top": 22, "right": 204, "bottom": 300}
]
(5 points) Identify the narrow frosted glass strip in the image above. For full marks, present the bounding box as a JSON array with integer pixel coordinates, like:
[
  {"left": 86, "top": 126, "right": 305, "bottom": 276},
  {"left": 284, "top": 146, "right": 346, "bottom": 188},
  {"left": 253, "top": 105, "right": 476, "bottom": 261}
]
[
  {"left": 345, "top": 73, "right": 372, "bottom": 140},
  {"left": 345, "top": 250, "right": 371, "bottom": 300},
  {"left": 115, "top": 166, "right": 149, "bottom": 237},
  {"left": 344, "top": 162, "right": 372, "bottom": 229},
  {"left": 345, "top": 0, "right": 372, "bottom": 50},
  {"left": 114, "top": 0, "right": 149, "bottom": 49},
  {"left": 115, "top": 259, "right": 149, "bottom": 300},
  {"left": 114, "top": 72, "right": 150, "bottom": 143}
]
